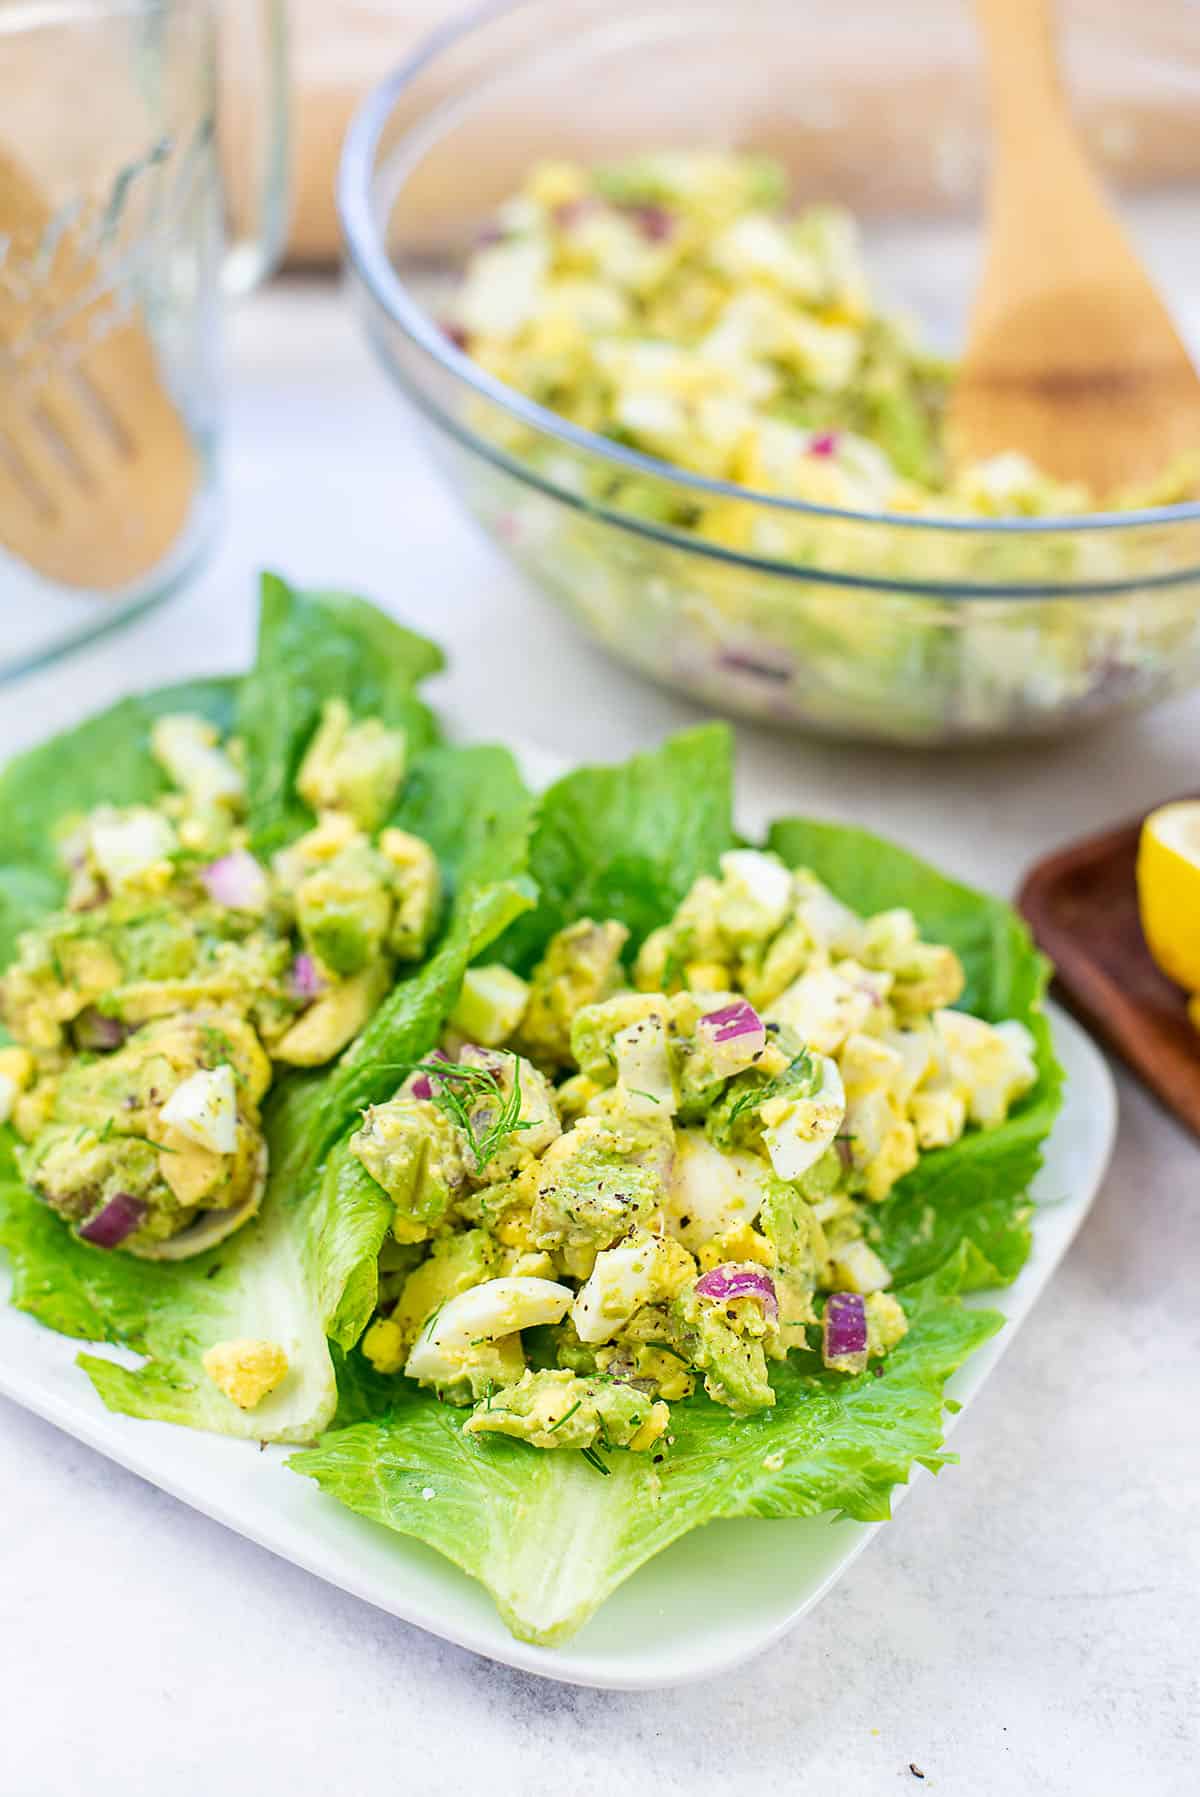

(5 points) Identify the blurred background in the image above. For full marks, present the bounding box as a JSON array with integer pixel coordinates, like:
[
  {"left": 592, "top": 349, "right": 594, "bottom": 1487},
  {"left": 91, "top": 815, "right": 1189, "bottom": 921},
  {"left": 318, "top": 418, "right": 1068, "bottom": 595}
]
[{"left": 273, "top": 0, "right": 1200, "bottom": 264}]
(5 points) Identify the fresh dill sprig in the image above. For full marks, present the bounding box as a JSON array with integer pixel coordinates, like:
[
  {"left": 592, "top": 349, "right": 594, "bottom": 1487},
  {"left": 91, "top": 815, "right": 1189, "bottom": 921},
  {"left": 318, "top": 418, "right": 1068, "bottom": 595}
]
[
  {"left": 659, "top": 944, "right": 687, "bottom": 993},
  {"left": 725, "top": 1048, "right": 815, "bottom": 1130},
  {"left": 546, "top": 1399, "right": 582, "bottom": 1435},
  {"left": 421, "top": 1299, "right": 448, "bottom": 1341},
  {"left": 408, "top": 1053, "right": 535, "bottom": 1170},
  {"left": 580, "top": 1445, "right": 611, "bottom": 1476}
]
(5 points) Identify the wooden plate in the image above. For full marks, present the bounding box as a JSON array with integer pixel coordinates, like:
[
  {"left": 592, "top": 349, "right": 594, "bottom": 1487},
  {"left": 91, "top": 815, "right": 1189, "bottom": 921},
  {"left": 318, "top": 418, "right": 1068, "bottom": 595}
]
[{"left": 1018, "top": 808, "right": 1200, "bottom": 1136}]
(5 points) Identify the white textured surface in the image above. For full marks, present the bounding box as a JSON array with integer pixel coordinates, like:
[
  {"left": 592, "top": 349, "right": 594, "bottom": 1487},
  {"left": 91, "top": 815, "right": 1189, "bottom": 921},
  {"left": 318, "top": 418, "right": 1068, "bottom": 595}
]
[{"left": 0, "top": 283, "right": 1197, "bottom": 1792}]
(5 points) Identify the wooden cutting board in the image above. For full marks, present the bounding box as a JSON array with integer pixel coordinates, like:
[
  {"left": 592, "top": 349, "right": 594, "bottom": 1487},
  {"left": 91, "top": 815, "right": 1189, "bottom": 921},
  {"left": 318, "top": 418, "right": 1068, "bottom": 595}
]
[{"left": 1018, "top": 807, "right": 1200, "bottom": 1136}]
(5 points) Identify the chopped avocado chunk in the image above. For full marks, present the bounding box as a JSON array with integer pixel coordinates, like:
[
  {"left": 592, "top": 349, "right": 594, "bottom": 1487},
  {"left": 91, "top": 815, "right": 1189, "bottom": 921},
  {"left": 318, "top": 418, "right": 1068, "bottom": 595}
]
[
  {"left": 672, "top": 1283, "right": 776, "bottom": 1413},
  {"left": 378, "top": 828, "right": 441, "bottom": 960},
  {"left": 530, "top": 1115, "right": 667, "bottom": 1261},
  {"left": 861, "top": 909, "right": 966, "bottom": 1017},
  {"left": 294, "top": 839, "right": 393, "bottom": 976},
  {"left": 463, "top": 1367, "right": 669, "bottom": 1452},
  {"left": 297, "top": 698, "right": 407, "bottom": 831},
  {"left": 450, "top": 964, "right": 530, "bottom": 1047},
  {"left": 351, "top": 1096, "right": 468, "bottom": 1236},
  {"left": 519, "top": 919, "right": 629, "bottom": 1069},
  {"left": 271, "top": 961, "right": 390, "bottom": 1066}
]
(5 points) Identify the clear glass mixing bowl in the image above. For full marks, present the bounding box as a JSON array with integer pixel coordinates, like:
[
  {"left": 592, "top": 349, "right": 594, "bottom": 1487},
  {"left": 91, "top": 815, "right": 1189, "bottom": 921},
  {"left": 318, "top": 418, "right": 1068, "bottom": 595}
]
[{"left": 339, "top": 0, "right": 1200, "bottom": 744}]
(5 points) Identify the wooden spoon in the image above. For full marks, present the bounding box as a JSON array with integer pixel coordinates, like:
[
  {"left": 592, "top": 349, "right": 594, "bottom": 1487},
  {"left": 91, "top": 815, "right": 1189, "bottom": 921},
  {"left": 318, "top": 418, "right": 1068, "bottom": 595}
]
[
  {"left": 0, "top": 144, "right": 198, "bottom": 591},
  {"left": 949, "top": 0, "right": 1200, "bottom": 499}
]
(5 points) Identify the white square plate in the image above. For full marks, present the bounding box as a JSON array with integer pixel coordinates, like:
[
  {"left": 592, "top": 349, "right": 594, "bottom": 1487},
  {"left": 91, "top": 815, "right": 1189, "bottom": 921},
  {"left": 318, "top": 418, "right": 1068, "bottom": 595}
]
[{"left": 0, "top": 1002, "right": 1113, "bottom": 1688}]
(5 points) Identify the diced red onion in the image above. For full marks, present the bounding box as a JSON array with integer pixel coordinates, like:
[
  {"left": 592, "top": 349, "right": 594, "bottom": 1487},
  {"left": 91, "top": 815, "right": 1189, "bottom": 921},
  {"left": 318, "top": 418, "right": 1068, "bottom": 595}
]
[
  {"left": 701, "top": 999, "right": 765, "bottom": 1045},
  {"left": 808, "top": 432, "right": 839, "bottom": 458},
  {"left": 824, "top": 1291, "right": 868, "bottom": 1362},
  {"left": 201, "top": 850, "right": 268, "bottom": 912},
  {"left": 629, "top": 203, "right": 674, "bottom": 241},
  {"left": 441, "top": 320, "right": 470, "bottom": 351},
  {"left": 458, "top": 1043, "right": 505, "bottom": 1073},
  {"left": 695, "top": 1264, "right": 778, "bottom": 1319},
  {"left": 289, "top": 952, "right": 325, "bottom": 1002},
  {"left": 410, "top": 1047, "right": 451, "bottom": 1101},
  {"left": 835, "top": 1136, "right": 854, "bottom": 1171},
  {"left": 79, "top": 1193, "right": 146, "bottom": 1249},
  {"left": 73, "top": 1008, "right": 127, "bottom": 1052}
]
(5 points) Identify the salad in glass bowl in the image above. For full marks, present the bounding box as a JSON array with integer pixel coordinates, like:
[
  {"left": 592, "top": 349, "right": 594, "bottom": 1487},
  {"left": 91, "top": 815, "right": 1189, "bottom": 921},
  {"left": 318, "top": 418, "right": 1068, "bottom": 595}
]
[{"left": 339, "top": 0, "right": 1200, "bottom": 743}]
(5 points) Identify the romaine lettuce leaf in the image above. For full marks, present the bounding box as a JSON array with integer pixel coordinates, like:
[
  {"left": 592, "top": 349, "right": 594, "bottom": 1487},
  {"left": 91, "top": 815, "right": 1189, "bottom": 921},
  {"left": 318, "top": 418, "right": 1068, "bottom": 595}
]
[
  {"left": 0, "top": 676, "right": 236, "bottom": 965},
  {"left": 289, "top": 745, "right": 1064, "bottom": 1643},
  {"left": 497, "top": 723, "right": 735, "bottom": 970},
  {"left": 290, "top": 1251, "right": 1000, "bottom": 1644},
  {"left": 389, "top": 742, "right": 534, "bottom": 900},
  {"left": 0, "top": 862, "right": 536, "bottom": 1442},
  {"left": 0, "top": 676, "right": 236, "bottom": 877},
  {"left": 0, "top": 579, "right": 460, "bottom": 1441},
  {"left": 239, "top": 572, "right": 445, "bottom": 857},
  {"left": 0, "top": 1080, "right": 338, "bottom": 1442}
]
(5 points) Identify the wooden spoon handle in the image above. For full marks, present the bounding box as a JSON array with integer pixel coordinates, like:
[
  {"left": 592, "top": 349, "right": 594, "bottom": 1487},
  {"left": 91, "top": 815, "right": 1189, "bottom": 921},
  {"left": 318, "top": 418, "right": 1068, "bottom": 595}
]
[
  {"left": 976, "top": 0, "right": 1064, "bottom": 126},
  {"left": 974, "top": 0, "right": 1122, "bottom": 279}
]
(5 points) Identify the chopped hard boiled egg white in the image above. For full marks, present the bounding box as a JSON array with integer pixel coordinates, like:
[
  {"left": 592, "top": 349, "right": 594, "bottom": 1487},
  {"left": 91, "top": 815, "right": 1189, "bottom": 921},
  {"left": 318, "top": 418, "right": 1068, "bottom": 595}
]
[
  {"left": 572, "top": 1230, "right": 695, "bottom": 1343},
  {"left": 791, "top": 871, "right": 866, "bottom": 957},
  {"left": 829, "top": 1237, "right": 892, "bottom": 1296},
  {"left": 716, "top": 849, "right": 795, "bottom": 943},
  {"left": 934, "top": 1011, "right": 1037, "bottom": 1128},
  {"left": 160, "top": 1064, "right": 239, "bottom": 1156},
  {"left": 404, "top": 1276, "right": 573, "bottom": 1386},
  {"left": 759, "top": 1051, "right": 845, "bottom": 1181},
  {"left": 614, "top": 1013, "right": 677, "bottom": 1116},
  {"left": 666, "top": 1128, "right": 774, "bottom": 1248},
  {"left": 151, "top": 715, "right": 244, "bottom": 807},
  {"left": 88, "top": 806, "right": 178, "bottom": 891},
  {"left": 766, "top": 962, "right": 892, "bottom": 1054}
]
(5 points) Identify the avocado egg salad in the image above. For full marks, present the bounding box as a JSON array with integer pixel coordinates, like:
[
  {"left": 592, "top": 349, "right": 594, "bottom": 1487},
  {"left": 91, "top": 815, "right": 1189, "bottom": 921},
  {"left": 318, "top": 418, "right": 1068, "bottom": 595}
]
[
  {"left": 1, "top": 698, "right": 436, "bottom": 1263},
  {"left": 0, "top": 577, "right": 1062, "bottom": 1645},
  {"left": 453, "top": 149, "right": 1198, "bottom": 522},
  {"left": 352, "top": 853, "right": 1037, "bottom": 1450}
]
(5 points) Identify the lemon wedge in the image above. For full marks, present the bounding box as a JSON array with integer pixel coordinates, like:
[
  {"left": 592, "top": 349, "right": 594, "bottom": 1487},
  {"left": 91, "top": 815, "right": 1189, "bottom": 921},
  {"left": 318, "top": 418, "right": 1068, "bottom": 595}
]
[{"left": 1136, "top": 802, "right": 1200, "bottom": 991}]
